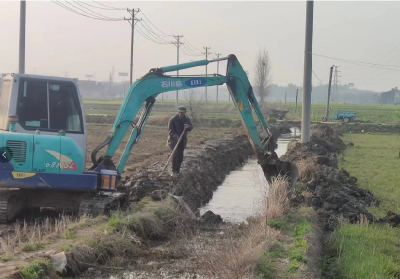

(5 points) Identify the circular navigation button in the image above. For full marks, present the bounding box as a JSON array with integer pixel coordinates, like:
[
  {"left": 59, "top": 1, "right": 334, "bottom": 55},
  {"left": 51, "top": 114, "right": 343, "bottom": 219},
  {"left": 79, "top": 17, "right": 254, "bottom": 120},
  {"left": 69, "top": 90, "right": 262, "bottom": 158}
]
[{"left": 0, "top": 147, "right": 13, "bottom": 163}]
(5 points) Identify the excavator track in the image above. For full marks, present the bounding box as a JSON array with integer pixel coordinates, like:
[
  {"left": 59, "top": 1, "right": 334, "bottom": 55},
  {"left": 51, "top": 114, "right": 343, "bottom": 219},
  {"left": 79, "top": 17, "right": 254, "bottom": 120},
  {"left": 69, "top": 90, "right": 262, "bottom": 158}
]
[
  {"left": 0, "top": 190, "right": 26, "bottom": 224},
  {"left": 78, "top": 191, "right": 127, "bottom": 218}
]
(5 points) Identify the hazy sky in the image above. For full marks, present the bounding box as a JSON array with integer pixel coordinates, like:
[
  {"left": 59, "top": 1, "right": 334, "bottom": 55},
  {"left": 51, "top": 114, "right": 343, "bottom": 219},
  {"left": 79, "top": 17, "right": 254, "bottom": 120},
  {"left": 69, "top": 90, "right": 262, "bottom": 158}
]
[{"left": 1, "top": 1, "right": 400, "bottom": 92}]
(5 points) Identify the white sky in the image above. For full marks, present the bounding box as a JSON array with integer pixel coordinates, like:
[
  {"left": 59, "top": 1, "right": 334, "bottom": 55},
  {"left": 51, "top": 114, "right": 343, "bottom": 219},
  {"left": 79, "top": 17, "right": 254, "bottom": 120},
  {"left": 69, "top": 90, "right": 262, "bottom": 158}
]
[{"left": 1, "top": 0, "right": 400, "bottom": 92}]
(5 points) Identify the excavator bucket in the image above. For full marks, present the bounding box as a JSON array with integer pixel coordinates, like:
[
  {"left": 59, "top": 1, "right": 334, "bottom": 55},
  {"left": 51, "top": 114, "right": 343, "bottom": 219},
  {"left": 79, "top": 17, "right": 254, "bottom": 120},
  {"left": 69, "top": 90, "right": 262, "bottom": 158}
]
[
  {"left": 256, "top": 134, "right": 299, "bottom": 196},
  {"left": 260, "top": 151, "right": 299, "bottom": 196}
]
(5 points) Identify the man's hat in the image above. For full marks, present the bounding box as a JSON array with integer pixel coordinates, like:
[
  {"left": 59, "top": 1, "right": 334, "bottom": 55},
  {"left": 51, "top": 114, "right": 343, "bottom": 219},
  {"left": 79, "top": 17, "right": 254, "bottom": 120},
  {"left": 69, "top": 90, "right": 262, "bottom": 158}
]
[{"left": 178, "top": 106, "right": 186, "bottom": 113}]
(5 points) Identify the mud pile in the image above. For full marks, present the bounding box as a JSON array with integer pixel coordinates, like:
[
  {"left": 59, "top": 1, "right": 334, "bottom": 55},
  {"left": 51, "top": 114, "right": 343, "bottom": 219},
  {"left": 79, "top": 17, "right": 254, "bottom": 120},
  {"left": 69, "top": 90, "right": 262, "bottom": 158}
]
[
  {"left": 282, "top": 124, "right": 376, "bottom": 230},
  {"left": 123, "top": 134, "right": 254, "bottom": 212}
]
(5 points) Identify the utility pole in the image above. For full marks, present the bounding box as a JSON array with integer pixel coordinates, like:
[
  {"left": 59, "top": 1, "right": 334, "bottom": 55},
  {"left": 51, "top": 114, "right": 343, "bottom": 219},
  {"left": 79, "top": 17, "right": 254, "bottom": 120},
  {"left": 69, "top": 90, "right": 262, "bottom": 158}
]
[
  {"left": 215, "top": 53, "right": 222, "bottom": 105},
  {"left": 202, "top": 47, "right": 212, "bottom": 105},
  {"left": 301, "top": 0, "right": 314, "bottom": 143},
  {"left": 324, "top": 66, "right": 334, "bottom": 121},
  {"left": 284, "top": 92, "right": 287, "bottom": 109},
  {"left": 19, "top": 0, "right": 26, "bottom": 74},
  {"left": 171, "top": 35, "right": 184, "bottom": 108},
  {"left": 125, "top": 9, "right": 141, "bottom": 85},
  {"left": 295, "top": 89, "right": 299, "bottom": 113},
  {"left": 334, "top": 66, "right": 340, "bottom": 102}
]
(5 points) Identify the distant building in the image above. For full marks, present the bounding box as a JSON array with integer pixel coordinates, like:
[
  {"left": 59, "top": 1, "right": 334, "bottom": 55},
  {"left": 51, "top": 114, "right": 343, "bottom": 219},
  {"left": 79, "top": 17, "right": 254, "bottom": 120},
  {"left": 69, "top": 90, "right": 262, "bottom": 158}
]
[
  {"left": 77, "top": 80, "right": 105, "bottom": 97},
  {"left": 379, "top": 87, "right": 400, "bottom": 105}
]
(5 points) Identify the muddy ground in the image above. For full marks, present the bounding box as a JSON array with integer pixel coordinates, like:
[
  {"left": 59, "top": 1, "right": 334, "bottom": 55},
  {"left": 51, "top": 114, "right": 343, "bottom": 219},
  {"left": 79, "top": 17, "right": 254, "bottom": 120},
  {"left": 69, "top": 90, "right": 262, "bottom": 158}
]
[{"left": 283, "top": 124, "right": 400, "bottom": 230}]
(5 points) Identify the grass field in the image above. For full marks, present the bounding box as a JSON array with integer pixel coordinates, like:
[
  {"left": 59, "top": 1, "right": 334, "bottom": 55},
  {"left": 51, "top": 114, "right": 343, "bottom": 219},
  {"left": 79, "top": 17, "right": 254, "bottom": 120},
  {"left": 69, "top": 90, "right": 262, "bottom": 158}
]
[
  {"left": 283, "top": 102, "right": 400, "bottom": 123},
  {"left": 339, "top": 134, "right": 400, "bottom": 217},
  {"left": 83, "top": 99, "right": 400, "bottom": 124},
  {"left": 329, "top": 133, "right": 400, "bottom": 278}
]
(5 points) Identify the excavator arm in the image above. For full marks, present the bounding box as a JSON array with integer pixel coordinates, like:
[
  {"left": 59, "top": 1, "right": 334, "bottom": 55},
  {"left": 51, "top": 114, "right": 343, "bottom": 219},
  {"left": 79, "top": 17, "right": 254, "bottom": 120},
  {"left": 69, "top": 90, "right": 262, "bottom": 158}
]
[{"left": 91, "top": 54, "right": 297, "bottom": 185}]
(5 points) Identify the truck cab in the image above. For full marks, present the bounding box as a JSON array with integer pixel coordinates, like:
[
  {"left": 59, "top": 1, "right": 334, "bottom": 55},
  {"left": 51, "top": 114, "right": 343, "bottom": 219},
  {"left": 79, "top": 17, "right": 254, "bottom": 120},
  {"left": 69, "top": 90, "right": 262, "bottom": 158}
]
[{"left": 0, "top": 74, "right": 87, "bottom": 161}]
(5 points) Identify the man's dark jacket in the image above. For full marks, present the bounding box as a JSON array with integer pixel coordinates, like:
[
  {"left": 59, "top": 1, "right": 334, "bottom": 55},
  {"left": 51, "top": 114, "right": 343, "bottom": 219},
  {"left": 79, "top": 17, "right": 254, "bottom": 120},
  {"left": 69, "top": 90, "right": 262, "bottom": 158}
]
[{"left": 167, "top": 114, "right": 193, "bottom": 149}]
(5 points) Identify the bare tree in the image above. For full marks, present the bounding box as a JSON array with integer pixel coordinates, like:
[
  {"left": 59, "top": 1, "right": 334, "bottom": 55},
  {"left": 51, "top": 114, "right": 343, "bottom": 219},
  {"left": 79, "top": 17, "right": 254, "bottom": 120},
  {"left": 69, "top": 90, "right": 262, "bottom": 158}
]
[
  {"left": 253, "top": 48, "right": 272, "bottom": 104},
  {"left": 183, "top": 89, "right": 204, "bottom": 120}
]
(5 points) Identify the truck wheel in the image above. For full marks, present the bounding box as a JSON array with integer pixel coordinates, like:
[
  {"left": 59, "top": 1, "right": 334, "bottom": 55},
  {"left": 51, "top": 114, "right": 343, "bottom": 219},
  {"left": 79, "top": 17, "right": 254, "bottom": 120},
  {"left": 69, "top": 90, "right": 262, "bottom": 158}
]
[
  {"left": 343, "top": 117, "right": 350, "bottom": 123},
  {"left": 322, "top": 116, "right": 327, "bottom": 122}
]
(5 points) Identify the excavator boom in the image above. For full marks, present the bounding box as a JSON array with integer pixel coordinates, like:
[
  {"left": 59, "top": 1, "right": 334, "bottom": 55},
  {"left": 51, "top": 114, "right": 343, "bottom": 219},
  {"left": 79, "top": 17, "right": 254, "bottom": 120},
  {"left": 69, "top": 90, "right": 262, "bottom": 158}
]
[{"left": 91, "top": 54, "right": 297, "bottom": 186}]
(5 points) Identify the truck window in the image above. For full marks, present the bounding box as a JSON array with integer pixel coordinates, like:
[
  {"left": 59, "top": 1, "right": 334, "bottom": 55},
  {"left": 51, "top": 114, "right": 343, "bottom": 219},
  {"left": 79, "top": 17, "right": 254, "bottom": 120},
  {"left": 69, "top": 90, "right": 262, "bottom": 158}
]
[{"left": 17, "top": 79, "right": 83, "bottom": 133}]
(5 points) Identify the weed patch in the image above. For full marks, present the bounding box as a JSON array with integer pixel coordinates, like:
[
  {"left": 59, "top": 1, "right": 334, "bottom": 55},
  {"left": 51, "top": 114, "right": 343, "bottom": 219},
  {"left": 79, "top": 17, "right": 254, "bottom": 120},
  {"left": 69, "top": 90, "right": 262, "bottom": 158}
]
[
  {"left": 21, "top": 242, "right": 44, "bottom": 252},
  {"left": 20, "top": 258, "right": 53, "bottom": 279}
]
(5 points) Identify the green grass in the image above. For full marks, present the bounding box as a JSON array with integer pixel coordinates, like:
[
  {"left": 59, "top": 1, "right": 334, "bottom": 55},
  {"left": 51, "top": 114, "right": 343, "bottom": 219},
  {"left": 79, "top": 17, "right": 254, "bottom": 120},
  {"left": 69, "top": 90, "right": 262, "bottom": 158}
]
[
  {"left": 20, "top": 258, "right": 52, "bottom": 279},
  {"left": 339, "top": 133, "right": 400, "bottom": 217},
  {"left": 21, "top": 242, "right": 44, "bottom": 252},
  {"left": 279, "top": 102, "right": 400, "bottom": 123},
  {"left": 330, "top": 133, "right": 400, "bottom": 279},
  {"left": 256, "top": 209, "right": 314, "bottom": 278},
  {"left": 287, "top": 218, "right": 311, "bottom": 273},
  {"left": 331, "top": 224, "right": 400, "bottom": 279},
  {"left": 1, "top": 254, "right": 13, "bottom": 262},
  {"left": 83, "top": 99, "right": 400, "bottom": 124}
]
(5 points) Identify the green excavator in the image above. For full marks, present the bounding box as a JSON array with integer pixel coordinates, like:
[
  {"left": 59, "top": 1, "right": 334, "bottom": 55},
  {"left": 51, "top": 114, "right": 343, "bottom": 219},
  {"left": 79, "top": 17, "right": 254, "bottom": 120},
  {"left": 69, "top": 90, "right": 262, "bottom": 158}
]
[{"left": 0, "top": 54, "right": 298, "bottom": 223}]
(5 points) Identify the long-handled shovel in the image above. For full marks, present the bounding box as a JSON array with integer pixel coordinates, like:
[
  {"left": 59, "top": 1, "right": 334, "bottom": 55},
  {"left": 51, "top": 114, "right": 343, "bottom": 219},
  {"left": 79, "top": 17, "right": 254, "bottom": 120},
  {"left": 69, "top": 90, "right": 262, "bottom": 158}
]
[{"left": 159, "top": 128, "right": 188, "bottom": 177}]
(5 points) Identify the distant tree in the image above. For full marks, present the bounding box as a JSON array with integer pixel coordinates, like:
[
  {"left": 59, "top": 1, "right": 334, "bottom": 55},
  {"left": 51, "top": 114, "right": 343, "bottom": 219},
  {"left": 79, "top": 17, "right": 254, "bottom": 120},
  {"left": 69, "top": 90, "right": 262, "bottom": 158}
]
[
  {"left": 184, "top": 89, "right": 204, "bottom": 120},
  {"left": 253, "top": 48, "right": 272, "bottom": 104}
]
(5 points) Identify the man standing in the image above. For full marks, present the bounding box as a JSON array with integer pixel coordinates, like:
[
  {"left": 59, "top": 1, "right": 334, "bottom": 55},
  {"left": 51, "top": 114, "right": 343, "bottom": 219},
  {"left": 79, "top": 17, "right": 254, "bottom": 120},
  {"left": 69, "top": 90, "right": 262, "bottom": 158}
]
[{"left": 167, "top": 106, "right": 193, "bottom": 176}]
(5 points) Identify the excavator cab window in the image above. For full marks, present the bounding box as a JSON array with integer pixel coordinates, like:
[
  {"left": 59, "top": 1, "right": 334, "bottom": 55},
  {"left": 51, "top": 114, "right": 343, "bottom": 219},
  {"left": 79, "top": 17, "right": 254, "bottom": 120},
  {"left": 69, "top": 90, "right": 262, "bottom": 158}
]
[{"left": 17, "top": 78, "right": 84, "bottom": 133}]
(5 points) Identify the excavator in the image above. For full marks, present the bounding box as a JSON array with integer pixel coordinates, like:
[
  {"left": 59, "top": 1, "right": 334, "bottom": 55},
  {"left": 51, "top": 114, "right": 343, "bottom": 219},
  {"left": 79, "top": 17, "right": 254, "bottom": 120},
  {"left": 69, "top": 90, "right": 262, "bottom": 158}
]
[{"left": 0, "top": 54, "right": 298, "bottom": 223}]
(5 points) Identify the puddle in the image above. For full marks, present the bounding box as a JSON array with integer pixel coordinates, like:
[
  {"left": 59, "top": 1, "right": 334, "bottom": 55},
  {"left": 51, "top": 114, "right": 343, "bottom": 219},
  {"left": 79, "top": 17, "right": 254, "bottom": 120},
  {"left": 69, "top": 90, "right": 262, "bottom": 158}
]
[{"left": 199, "top": 127, "right": 300, "bottom": 223}]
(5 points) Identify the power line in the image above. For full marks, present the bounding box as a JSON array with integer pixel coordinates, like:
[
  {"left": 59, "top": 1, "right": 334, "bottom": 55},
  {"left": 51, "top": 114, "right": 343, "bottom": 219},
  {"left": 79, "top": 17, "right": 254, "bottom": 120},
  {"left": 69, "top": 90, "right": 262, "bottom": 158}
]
[
  {"left": 135, "top": 23, "right": 169, "bottom": 45},
  {"left": 182, "top": 37, "right": 201, "bottom": 52},
  {"left": 312, "top": 70, "right": 322, "bottom": 84},
  {"left": 70, "top": 0, "right": 124, "bottom": 20},
  {"left": 52, "top": 0, "right": 124, "bottom": 21},
  {"left": 138, "top": 20, "right": 170, "bottom": 44},
  {"left": 65, "top": 0, "right": 124, "bottom": 20},
  {"left": 78, "top": 1, "right": 125, "bottom": 11},
  {"left": 181, "top": 43, "right": 202, "bottom": 57},
  {"left": 308, "top": 52, "right": 400, "bottom": 68},
  {"left": 140, "top": 10, "right": 174, "bottom": 37},
  {"left": 92, "top": 0, "right": 125, "bottom": 10}
]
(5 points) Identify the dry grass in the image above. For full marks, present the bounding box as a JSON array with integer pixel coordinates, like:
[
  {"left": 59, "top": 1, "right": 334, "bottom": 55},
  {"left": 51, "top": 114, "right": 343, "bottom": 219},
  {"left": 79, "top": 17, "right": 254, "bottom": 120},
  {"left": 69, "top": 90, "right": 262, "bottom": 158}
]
[
  {"left": 204, "top": 224, "right": 279, "bottom": 279},
  {"left": 0, "top": 214, "right": 82, "bottom": 255},
  {"left": 297, "top": 158, "right": 316, "bottom": 182},
  {"left": 261, "top": 176, "right": 290, "bottom": 221},
  {"left": 201, "top": 177, "right": 289, "bottom": 279}
]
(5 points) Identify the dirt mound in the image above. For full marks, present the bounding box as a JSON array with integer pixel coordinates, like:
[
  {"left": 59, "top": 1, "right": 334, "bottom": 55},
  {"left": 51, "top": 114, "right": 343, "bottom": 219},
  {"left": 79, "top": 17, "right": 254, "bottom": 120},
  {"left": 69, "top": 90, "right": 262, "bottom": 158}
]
[
  {"left": 123, "top": 134, "right": 254, "bottom": 212},
  {"left": 284, "top": 124, "right": 376, "bottom": 230}
]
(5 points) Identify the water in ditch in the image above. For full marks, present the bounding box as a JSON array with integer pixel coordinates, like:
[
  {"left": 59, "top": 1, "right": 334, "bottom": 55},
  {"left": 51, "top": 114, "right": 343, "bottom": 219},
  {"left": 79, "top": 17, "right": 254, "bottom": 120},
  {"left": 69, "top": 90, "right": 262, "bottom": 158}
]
[{"left": 199, "top": 127, "right": 300, "bottom": 223}]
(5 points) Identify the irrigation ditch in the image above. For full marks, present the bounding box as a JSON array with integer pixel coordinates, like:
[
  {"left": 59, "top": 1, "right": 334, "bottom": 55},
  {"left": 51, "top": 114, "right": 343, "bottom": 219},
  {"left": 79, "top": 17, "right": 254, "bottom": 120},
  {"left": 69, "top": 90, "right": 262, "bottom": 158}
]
[{"left": 2, "top": 122, "right": 400, "bottom": 278}]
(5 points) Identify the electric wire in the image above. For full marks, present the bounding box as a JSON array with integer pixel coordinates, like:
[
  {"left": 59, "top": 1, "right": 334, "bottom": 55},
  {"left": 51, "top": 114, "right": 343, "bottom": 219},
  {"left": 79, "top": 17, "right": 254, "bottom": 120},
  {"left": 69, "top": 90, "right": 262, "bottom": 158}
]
[
  {"left": 78, "top": 1, "right": 126, "bottom": 10},
  {"left": 134, "top": 22, "right": 169, "bottom": 45},
  {"left": 92, "top": 0, "right": 126, "bottom": 10},
  {"left": 138, "top": 20, "right": 171, "bottom": 44},
  {"left": 182, "top": 37, "right": 201, "bottom": 52},
  {"left": 140, "top": 10, "right": 174, "bottom": 37},
  {"left": 70, "top": 0, "right": 124, "bottom": 20},
  {"left": 308, "top": 52, "right": 400, "bottom": 68},
  {"left": 52, "top": 0, "right": 124, "bottom": 21},
  {"left": 312, "top": 70, "right": 322, "bottom": 84}
]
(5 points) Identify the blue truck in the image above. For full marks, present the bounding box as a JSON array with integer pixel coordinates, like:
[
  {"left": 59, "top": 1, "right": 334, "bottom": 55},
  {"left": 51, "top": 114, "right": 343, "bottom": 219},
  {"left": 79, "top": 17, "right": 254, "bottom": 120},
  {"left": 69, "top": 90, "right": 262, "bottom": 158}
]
[{"left": 322, "top": 109, "right": 356, "bottom": 123}]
